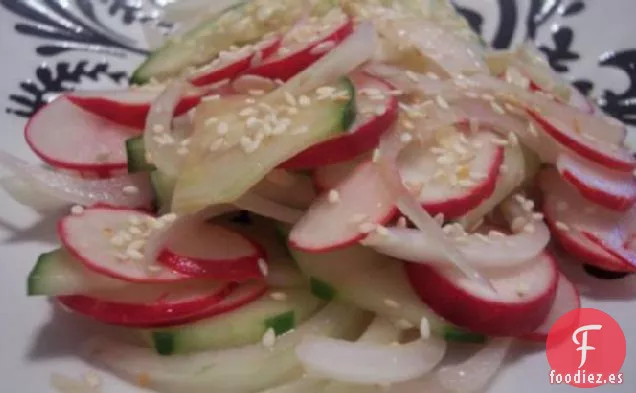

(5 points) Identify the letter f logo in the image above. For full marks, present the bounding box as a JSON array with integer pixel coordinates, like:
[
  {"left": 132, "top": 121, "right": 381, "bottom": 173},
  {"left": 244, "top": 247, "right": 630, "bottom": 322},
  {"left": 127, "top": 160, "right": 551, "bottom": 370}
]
[{"left": 572, "top": 324, "right": 603, "bottom": 369}]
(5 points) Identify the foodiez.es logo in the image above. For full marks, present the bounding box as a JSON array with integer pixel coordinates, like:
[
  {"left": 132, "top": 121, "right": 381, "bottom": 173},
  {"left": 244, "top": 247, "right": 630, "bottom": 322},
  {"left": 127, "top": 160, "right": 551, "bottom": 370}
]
[{"left": 546, "top": 308, "right": 626, "bottom": 388}]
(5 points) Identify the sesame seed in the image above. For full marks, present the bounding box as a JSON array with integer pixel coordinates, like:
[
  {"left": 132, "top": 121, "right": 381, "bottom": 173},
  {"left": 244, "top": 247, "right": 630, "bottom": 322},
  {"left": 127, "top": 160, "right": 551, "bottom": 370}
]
[
  {"left": 532, "top": 212, "right": 544, "bottom": 221},
  {"left": 328, "top": 189, "right": 340, "bottom": 204},
  {"left": 109, "top": 235, "right": 125, "bottom": 247},
  {"left": 258, "top": 258, "right": 268, "bottom": 276},
  {"left": 128, "top": 226, "right": 142, "bottom": 235},
  {"left": 420, "top": 317, "right": 431, "bottom": 339},
  {"left": 147, "top": 264, "right": 163, "bottom": 273},
  {"left": 70, "top": 205, "right": 84, "bottom": 215},
  {"left": 490, "top": 102, "right": 506, "bottom": 115},
  {"left": 426, "top": 72, "right": 440, "bottom": 80},
  {"left": 397, "top": 216, "right": 408, "bottom": 228},
  {"left": 262, "top": 328, "right": 276, "bottom": 348},
  {"left": 511, "top": 216, "right": 527, "bottom": 233},
  {"left": 555, "top": 221, "right": 570, "bottom": 231},
  {"left": 284, "top": 92, "right": 297, "bottom": 106},
  {"left": 122, "top": 185, "right": 139, "bottom": 195},
  {"left": 358, "top": 222, "right": 376, "bottom": 233},
  {"left": 375, "top": 225, "right": 389, "bottom": 236},
  {"left": 204, "top": 117, "right": 219, "bottom": 126},
  {"left": 500, "top": 164, "right": 508, "bottom": 173},
  {"left": 270, "top": 292, "right": 287, "bottom": 301},
  {"left": 239, "top": 107, "right": 256, "bottom": 117},
  {"left": 384, "top": 299, "right": 400, "bottom": 308},
  {"left": 126, "top": 249, "right": 144, "bottom": 260},
  {"left": 434, "top": 213, "right": 445, "bottom": 225},
  {"left": 528, "top": 122, "right": 538, "bottom": 137},
  {"left": 152, "top": 124, "right": 165, "bottom": 133},
  {"left": 372, "top": 148, "right": 381, "bottom": 163},
  {"left": 508, "top": 132, "right": 519, "bottom": 145},
  {"left": 203, "top": 94, "right": 220, "bottom": 101},
  {"left": 244, "top": 98, "right": 256, "bottom": 104},
  {"left": 523, "top": 223, "right": 535, "bottom": 233},
  {"left": 435, "top": 95, "right": 449, "bottom": 110},
  {"left": 395, "top": 319, "right": 414, "bottom": 330},
  {"left": 127, "top": 239, "right": 145, "bottom": 251},
  {"left": 400, "top": 132, "right": 413, "bottom": 143},
  {"left": 481, "top": 94, "right": 495, "bottom": 101},
  {"left": 402, "top": 119, "right": 415, "bottom": 130},
  {"left": 458, "top": 179, "right": 475, "bottom": 188},
  {"left": 248, "top": 89, "right": 265, "bottom": 96},
  {"left": 83, "top": 371, "right": 101, "bottom": 388},
  {"left": 492, "top": 138, "right": 509, "bottom": 146},
  {"left": 522, "top": 200, "right": 535, "bottom": 212},
  {"left": 406, "top": 70, "right": 419, "bottom": 82},
  {"left": 217, "top": 121, "right": 229, "bottom": 135},
  {"left": 291, "top": 125, "right": 309, "bottom": 135},
  {"left": 160, "top": 213, "right": 177, "bottom": 222},
  {"left": 488, "top": 230, "right": 506, "bottom": 239}
]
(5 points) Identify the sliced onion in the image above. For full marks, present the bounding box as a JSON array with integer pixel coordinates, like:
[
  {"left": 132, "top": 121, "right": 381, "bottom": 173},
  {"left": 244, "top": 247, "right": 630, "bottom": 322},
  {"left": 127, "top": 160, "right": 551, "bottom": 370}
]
[
  {"left": 144, "top": 79, "right": 189, "bottom": 178},
  {"left": 363, "top": 64, "right": 448, "bottom": 96},
  {"left": 142, "top": 22, "right": 166, "bottom": 51},
  {"left": 375, "top": 130, "right": 496, "bottom": 293},
  {"left": 235, "top": 192, "right": 305, "bottom": 224},
  {"left": 50, "top": 373, "right": 100, "bottom": 393},
  {"left": 279, "top": 21, "right": 377, "bottom": 97},
  {"left": 260, "top": 378, "right": 327, "bottom": 393},
  {"left": 296, "top": 334, "right": 446, "bottom": 385},
  {"left": 0, "top": 150, "right": 153, "bottom": 210},
  {"left": 0, "top": 175, "right": 68, "bottom": 211},
  {"left": 161, "top": 0, "right": 244, "bottom": 24},
  {"left": 436, "top": 338, "right": 512, "bottom": 393}
]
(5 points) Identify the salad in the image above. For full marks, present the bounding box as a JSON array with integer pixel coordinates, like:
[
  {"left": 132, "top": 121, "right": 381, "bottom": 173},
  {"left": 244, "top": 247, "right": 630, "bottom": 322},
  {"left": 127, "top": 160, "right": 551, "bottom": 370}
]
[{"left": 1, "top": 0, "right": 634, "bottom": 392}]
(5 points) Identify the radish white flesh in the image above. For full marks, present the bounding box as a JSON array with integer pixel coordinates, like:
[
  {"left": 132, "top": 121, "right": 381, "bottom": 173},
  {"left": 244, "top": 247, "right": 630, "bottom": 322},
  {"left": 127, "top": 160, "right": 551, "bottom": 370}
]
[
  {"left": 289, "top": 161, "right": 397, "bottom": 252},
  {"left": 0, "top": 150, "right": 153, "bottom": 210},
  {"left": 157, "top": 219, "right": 264, "bottom": 280},
  {"left": 85, "top": 302, "right": 370, "bottom": 393},
  {"left": 281, "top": 72, "right": 398, "bottom": 169},
  {"left": 556, "top": 152, "right": 636, "bottom": 211},
  {"left": 66, "top": 88, "right": 200, "bottom": 129},
  {"left": 313, "top": 153, "right": 370, "bottom": 191},
  {"left": 248, "top": 10, "right": 353, "bottom": 81},
  {"left": 528, "top": 110, "right": 636, "bottom": 172},
  {"left": 436, "top": 338, "right": 512, "bottom": 393},
  {"left": 252, "top": 172, "right": 317, "bottom": 210},
  {"left": 59, "top": 207, "right": 190, "bottom": 283},
  {"left": 539, "top": 169, "right": 636, "bottom": 272},
  {"left": 406, "top": 252, "right": 559, "bottom": 336},
  {"left": 58, "top": 279, "right": 231, "bottom": 327},
  {"left": 398, "top": 130, "right": 503, "bottom": 218},
  {"left": 296, "top": 335, "right": 446, "bottom": 385},
  {"left": 25, "top": 97, "right": 139, "bottom": 174},
  {"left": 521, "top": 274, "right": 580, "bottom": 341}
]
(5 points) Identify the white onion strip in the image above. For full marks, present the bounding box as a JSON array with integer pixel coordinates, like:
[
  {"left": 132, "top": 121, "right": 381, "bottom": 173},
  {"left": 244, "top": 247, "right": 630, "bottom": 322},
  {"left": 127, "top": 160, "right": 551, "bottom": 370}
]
[
  {"left": 376, "top": 130, "right": 496, "bottom": 292},
  {"left": 436, "top": 338, "right": 512, "bottom": 393},
  {"left": 235, "top": 193, "right": 304, "bottom": 224},
  {"left": 279, "top": 21, "right": 377, "bottom": 97},
  {"left": 0, "top": 150, "right": 153, "bottom": 210},
  {"left": 296, "top": 335, "right": 446, "bottom": 385},
  {"left": 0, "top": 175, "right": 68, "bottom": 211}
]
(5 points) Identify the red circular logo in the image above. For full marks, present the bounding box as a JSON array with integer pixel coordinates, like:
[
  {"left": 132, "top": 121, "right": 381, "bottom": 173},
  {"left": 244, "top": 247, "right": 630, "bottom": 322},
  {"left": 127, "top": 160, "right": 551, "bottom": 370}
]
[{"left": 546, "top": 308, "right": 626, "bottom": 388}]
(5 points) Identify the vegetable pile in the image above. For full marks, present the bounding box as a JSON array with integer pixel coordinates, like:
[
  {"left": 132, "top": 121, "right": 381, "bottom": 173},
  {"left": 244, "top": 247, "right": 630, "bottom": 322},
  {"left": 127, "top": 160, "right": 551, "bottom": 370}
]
[{"left": 2, "top": 0, "right": 634, "bottom": 392}]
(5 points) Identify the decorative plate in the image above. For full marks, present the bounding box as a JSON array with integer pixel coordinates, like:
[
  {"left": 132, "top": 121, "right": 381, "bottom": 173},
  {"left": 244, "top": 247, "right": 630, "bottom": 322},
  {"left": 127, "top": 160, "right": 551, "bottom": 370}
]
[{"left": 0, "top": 1, "right": 633, "bottom": 392}]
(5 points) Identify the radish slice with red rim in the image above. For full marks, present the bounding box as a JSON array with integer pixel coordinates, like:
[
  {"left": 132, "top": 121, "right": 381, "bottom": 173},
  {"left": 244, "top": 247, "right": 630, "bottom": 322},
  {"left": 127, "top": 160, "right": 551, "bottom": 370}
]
[
  {"left": 248, "top": 10, "right": 354, "bottom": 81},
  {"left": 556, "top": 152, "right": 636, "bottom": 211},
  {"left": 539, "top": 168, "right": 636, "bottom": 272},
  {"left": 281, "top": 72, "right": 398, "bottom": 169},
  {"left": 295, "top": 335, "right": 446, "bottom": 385},
  {"left": 520, "top": 274, "right": 580, "bottom": 342},
  {"left": 25, "top": 96, "right": 139, "bottom": 176},
  {"left": 57, "top": 279, "right": 232, "bottom": 327},
  {"left": 59, "top": 207, "right": 191, "bottom": 283},
  {"left": 157, "top": 220, "right": 264, "bottom": 280},
  {"left": 289, "top": 161, "right": 398, "bottom": 253},
  {"left": 405, "top": 252, "right": 559, "bottom": 336},
  {"left": 189, "top": 35, "right": 281, "bottom": 87},
  {"left": 436, "top": 338, "right": 512, "bottom": 393},
  {"left": 66, "top": 87, "right": 200, "bottom": 129},
  {"left": 528, "top": 110, "right": 636, "bottom": 172},
  {"left": 0, "top": 150, "right": 153, "bottom": 210},
  {"left": 398, "top": 130, "right": 503, "bottom": 219}
]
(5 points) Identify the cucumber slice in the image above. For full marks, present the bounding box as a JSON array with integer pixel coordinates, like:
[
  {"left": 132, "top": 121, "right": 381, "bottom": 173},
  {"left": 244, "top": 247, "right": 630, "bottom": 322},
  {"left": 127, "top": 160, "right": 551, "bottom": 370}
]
[
  {"left": 286, "top": 242, "right": 484, "bottom": 342},
  {"left": 28, "top": 248, "right": 125, "bottom": 296},
  {"left": 126, "top": 136, "right": 156, "bottom": 173},
  {"left": 143, "top": 289, "right": 323, "bottom": 355},
  {"left": 171, "top": 78, "right": 355, "bottom": 214},
  {"left": 150, "top": 170, "right": 176, "bottom": 214},
  {"left": 131, "top": 0, "right": 336, "bottom": 84}
]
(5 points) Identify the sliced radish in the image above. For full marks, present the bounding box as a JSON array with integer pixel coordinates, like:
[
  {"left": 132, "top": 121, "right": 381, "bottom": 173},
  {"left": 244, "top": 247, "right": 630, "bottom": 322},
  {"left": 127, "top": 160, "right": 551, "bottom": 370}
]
[
  {"left": 281, "top": 73, "right": 398, "bottom": 169},
  {"left": 247, "top": 10, "right": 354, "bottom": 81},
  {"left": 59, "top": 207, "right": 191, "bottom": 283},
  {"left": 539, "top": 169, "right": 636, "bottom": 272},
  {"left": 527, "top": 110, "right": 636, "bottom": 172},
  {"left": 66, "top": 87, "right": 200, "bottom": 129},
  {"left": 520, "top": 274, "right": 580, "bottom": 342},
  {"left": 556, "top": 152, "right": 636, "bottom": 211},
  {"left": 313, "top": 153, "right": 370, "bottom": 192},
  {"left": 289, "top": 161, "right": 398, "bottom": 252},
  {"left": 156, "top": 220, "right": 264, "bottom": 281},
  {"left": 25, "top": 97, "right": 140, "bottom": 175},
  {"left": 405, "top": 252, "right": 559, "bottom": 336},
  {"left": 57, "top": 279, "right": 232, "bottom": 327},
  {"left": 189, "top": 35, "right": 281, "bottom": 87},
  {"left": 398, "top": 130, "right": 503, "bottom": 219}
]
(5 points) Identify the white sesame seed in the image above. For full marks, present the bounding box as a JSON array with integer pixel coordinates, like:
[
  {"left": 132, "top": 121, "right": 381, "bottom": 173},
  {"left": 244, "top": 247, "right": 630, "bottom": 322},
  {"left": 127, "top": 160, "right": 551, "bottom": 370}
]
[
  {"left": 511, "top": 216, "right": 527, "bottom": 233},
  {"left": 375, "top": 225, "right": 390, "bottom": 236},
  {"left": 128, "top": 226, "right": 142, "bottom": 235},
  {"left": 532, "top": 212, "right": 544, "bottom": 221},
  {"left": 434, "top": 213, "right": 445, "bottom": 226},
  {"left": 359, "top": 222, "right": 376, "bottom": 233},
  {"left": 258, "top": 258, "right": 268, "bottom": 276},
  {"left": 384, "top": 299, "right": 400, "bottom": 308},
  {"left": 110, "top": 235, "right": 125, "bottom": 247},
  {"left": 508, "top": 132, "right": 519, "bottom": 145},
  {"left": 248, "top": 89, "right": 265, "bottom": 96},
  {"left": 160, "top": 213, "right": 177, "bottom": 222},
  {"left": 528, "top": 122, "right": 538, "bottom": 137},
  {"left": 488, "top": 230, "right": 506, "bottom": 239},
  {"left": 426, "top": 72, "right": 440, "bottom": 80},
  {"left": 400, "top": 132, "right": 413, "bottom": 143},
  {"left": 419, "top": 317, "right": 431, "bottom": 339},
  {"left": 500, "top": 164, "right": 508, "bottom": 173},
  {"left": 291, "top": 126, "right": 309, "bottom": 135},
  {"left": 328, "top": 189, "right": 340, "bottom": 204},
  {"left": 555, "top": 221, "right": 570, "bottom": 231},
  {"left": 372, "top": 148, "right": 381, "bottom": 163},
  {"left": 127, "top": 239, "right": 145, "bottom": 251},
  {"left": 522, "top": 200, "right": 535, "bottom": 212},
  {"left": 239, "top": 107, "right": 256, "bottom": 117},
  {"left": 402, "top": 119, "right": 415, "bottom": 130},
  {"left": 152, "top": 124, "right": 165, "bottom": 133},
  {"left": 395, "top": 319, "right": 414, "bottom": 330},
  {"left": 203, "top": 94, "right": 220, "bottom": 101},
  {"left": 70, "top": 205, "right": 84, "bottom": 215},
  {"left": 490, "top": 101, "right": 506, "bottom": 115},
  {"left": 284, "top": 92, "right": 297, "bottom": 106},
  {"left": 217, "top": 121, "right": 229, "bottom": 135},
  {"left": 244, "top": 98, "right": 256, "bottom": 104},
  {"left": 492, "top": 138, "right": 509, "bottom": 146},
  {"left": 122, "top": 185, "right": 139, "bottom": 195},
  {"left": 435, "top": 95, "right": 449, "bottom": 110},
  {"left": 262, "top": 328, "right": 276, "bottom": 348},
  {"left": 270, "top": 292, "right": 287, "bottom": 301},
  {"left": 397, "top": 216, "right": 408, "bottom": 228},
  {"left": 204, "top": 117, "right": 219, "bottom": 126},
  {"left": 147, "top": 264, "right": 163, "bottom": 273},
  {"left": 126, "top": 249, "right": 144, "bottom": 260},
  {"left": 523, "top": 223, "right": 535, "bottom": 234},
  {"left": 83, "top": 371, "right": 101, "bottom": 388}
]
